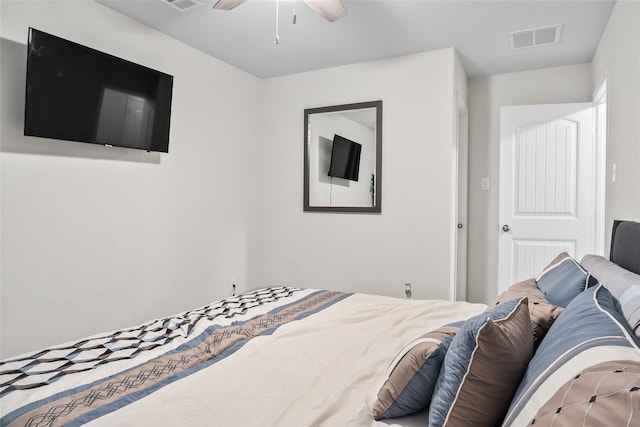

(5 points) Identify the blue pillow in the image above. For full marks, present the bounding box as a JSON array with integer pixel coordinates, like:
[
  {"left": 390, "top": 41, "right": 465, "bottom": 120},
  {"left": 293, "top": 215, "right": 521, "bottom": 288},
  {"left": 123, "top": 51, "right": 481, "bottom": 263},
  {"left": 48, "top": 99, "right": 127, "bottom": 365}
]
[
  {"left": 428, "top": 298, "right": 533, "bottom": 427},
  {"left": 503, "top": 284, "right": 640, "bottom": 426},
  {"left": 536, "top": 252, "right": 597, "bottom": 307},
  {"left": 372, "top": 322, "right": 463, "bottom": 420}
]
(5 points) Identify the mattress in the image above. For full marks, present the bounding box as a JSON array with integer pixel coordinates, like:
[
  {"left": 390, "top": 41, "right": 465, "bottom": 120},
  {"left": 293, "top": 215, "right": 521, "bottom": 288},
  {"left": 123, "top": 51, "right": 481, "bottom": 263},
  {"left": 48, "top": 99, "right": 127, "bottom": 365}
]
[{"left": 0, "top": 287, "right": 486, "bottom": 427}]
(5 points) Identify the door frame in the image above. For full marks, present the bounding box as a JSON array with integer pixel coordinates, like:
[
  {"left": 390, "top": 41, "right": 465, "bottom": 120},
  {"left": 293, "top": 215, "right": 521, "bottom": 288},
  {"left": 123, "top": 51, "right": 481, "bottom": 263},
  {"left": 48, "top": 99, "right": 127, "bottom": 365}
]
[
  {"left": 592, "top": 77, "right": 608, "bottom": 256},
  {"left": 451, "top": 92, "right": 469, "bottom": 301}
]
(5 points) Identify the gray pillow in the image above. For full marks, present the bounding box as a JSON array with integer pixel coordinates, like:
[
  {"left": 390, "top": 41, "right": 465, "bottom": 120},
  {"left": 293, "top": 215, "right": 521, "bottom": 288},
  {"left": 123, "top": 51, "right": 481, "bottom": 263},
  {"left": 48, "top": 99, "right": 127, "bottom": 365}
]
[
  {"left": 620, "top": 284, "right": 640, "bottom": 338},
  {"left": 581, "top": 254, "right": 640, "bottom": 300}
]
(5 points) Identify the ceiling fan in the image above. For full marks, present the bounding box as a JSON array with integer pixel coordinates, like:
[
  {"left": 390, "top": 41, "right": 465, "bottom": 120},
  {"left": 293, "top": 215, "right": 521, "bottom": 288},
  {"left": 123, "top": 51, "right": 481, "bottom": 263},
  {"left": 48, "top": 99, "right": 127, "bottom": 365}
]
[{"left": 212, "top": 0, "right": 348, "bottom": 23}]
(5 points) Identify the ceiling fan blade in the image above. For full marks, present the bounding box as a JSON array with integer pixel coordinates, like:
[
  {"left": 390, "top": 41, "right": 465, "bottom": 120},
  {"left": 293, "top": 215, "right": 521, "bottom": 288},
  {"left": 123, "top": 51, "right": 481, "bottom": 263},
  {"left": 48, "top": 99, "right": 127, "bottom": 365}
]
[
  {"left": 212, "top": 0, "right": 247, "bottom": 10},
  {"left": 303, "top": 0, "right": 348, "bottom": 22}
]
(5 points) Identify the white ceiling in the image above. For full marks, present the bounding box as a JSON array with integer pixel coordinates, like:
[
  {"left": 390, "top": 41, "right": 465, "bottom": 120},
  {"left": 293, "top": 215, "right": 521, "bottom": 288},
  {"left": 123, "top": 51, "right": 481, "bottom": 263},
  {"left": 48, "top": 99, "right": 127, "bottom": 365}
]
[{"left": 96, "top": 0, "right": 616, "bottom": 79}]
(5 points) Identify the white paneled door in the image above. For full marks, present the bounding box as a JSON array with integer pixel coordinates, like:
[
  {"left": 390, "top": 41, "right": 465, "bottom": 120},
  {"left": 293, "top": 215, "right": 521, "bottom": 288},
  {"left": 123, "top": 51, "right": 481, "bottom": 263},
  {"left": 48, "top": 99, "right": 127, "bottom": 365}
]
[{"left": 498, "top": 103, "right": 596, "bottom": 292}]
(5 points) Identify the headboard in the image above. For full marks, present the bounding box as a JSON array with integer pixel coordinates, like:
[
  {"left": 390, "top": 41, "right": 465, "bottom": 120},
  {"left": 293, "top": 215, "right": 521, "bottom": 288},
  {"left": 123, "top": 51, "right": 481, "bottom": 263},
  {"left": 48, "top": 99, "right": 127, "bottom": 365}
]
[{"left": 610, "top": 220, "right": 640, "bottom": 275}]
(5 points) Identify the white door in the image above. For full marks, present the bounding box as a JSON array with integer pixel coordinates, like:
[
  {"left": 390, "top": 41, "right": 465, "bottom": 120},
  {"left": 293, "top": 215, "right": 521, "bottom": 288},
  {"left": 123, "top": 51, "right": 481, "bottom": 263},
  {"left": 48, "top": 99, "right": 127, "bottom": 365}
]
[{"left": 498, "top": 103, "right": 596, "bottom": 292}]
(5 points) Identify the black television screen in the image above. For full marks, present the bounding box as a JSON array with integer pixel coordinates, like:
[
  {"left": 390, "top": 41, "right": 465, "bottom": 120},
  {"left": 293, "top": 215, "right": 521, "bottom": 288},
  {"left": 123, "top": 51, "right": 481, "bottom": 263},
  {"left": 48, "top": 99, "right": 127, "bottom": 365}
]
[
  {"left": 24, "top": 28, "right": 173, "bottom": 153},
  {"left": 328, "top": 134, "right": 361, "bottom": 181}
]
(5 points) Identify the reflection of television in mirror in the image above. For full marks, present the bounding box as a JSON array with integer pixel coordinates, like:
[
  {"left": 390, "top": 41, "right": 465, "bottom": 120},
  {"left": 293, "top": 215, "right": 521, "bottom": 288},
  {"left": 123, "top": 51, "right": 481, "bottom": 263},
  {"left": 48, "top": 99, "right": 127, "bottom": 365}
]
[
  {"left": 328, "top": 134, "right": 362, "bottom": 181},
  {"left": 24, "top": 28, "right": 173, "bottom": 153}
]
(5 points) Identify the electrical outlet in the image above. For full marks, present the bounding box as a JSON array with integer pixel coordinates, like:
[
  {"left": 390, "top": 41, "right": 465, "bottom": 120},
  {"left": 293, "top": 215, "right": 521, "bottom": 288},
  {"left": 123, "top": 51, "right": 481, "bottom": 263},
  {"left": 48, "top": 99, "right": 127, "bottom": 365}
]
[{"left": 404, "top": 282, "right": 413, "bottom": 299}]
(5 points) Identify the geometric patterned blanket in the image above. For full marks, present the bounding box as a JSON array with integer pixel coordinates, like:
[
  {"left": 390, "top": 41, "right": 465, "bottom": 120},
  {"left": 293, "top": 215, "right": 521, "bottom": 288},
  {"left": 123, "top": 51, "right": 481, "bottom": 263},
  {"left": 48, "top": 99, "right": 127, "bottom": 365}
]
[
  {"left": 0, "top": 287, "right": 302, "bottom": 396},
  {"left": 1, "top": 288, "right": 349, "bottom": 427}
]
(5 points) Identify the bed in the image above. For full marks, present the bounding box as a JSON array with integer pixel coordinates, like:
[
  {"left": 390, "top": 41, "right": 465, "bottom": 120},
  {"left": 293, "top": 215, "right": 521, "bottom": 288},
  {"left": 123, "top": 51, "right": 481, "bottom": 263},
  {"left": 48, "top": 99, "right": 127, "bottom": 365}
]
[{"left": 1, "top": 221, "right": 639, "bottom": 426}]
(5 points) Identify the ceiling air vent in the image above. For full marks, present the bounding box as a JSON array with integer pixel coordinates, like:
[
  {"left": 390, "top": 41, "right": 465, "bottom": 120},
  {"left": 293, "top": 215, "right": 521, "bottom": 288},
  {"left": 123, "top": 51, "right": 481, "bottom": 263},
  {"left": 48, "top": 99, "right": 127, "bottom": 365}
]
[
  {"left": 161, "top": 0, "right": 202, "bottom": 12},
  {"left": 509, "top": 24, "right": 561, "bottom": 50}
]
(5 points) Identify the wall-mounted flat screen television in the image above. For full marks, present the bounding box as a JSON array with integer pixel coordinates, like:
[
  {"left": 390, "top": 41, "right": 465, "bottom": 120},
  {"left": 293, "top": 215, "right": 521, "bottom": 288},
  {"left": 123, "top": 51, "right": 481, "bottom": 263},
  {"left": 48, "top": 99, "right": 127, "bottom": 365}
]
[
  {"left": 24, "top": 28, "right": 174, "bottom": 153},
  {"left": 328, "top": 134, "right": 361, "bottom": 181}
]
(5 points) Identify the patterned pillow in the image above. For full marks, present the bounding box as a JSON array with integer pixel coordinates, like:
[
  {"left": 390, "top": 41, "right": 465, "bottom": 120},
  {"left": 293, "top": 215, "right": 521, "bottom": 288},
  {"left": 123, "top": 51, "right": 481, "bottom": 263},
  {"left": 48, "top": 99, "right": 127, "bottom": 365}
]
[
  {"left": 503, "top": 285, "right": 640, "bottom": 426},
  {"left": 490, "top": 278, "right": 563, "bottom": 342},
  {"left": 527, "top": 360, "right": 640, "bottom": 426},
  {"left": 372, "top": 322, "right": 462, "bottom": 420},
  {"left": 428, "top": 297, "right": 533, "bottom": 427},
  {"left": 537, "top": 252, "right": 597, "bottom": 307}
]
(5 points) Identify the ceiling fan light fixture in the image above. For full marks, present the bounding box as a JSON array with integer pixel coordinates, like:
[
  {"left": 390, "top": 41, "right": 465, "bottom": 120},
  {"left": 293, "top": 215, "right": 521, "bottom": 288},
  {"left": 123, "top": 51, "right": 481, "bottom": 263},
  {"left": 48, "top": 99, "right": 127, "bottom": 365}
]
[
  {"left": 303, "top": 0, "right": 348, "bottom": 22},
  {"left": 211, "top": 0, "right": 347, "bottom": 23}
]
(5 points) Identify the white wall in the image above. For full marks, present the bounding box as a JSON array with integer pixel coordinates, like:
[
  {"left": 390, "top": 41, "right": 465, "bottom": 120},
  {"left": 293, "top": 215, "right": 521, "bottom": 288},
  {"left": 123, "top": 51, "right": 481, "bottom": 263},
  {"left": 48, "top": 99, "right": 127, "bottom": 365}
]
[
  {"left": 255, "top": 49, "right": 461, "bottom": 300},
  {"left": 0, "top": 0, "right": 263, "bottom": 358},
  {"left": 591, "top": 0, "right": 640, "bottom": 235},
  {"left": 466, "top": 64, "right": 593, "bottom": 304}
]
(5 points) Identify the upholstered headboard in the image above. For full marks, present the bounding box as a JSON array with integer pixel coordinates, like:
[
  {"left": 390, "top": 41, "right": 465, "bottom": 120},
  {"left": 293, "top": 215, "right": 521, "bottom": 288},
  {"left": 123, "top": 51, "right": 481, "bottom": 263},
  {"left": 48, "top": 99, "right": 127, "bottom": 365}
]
[{"left": 610, "top": 220, "right": 640, "bottom": 275}]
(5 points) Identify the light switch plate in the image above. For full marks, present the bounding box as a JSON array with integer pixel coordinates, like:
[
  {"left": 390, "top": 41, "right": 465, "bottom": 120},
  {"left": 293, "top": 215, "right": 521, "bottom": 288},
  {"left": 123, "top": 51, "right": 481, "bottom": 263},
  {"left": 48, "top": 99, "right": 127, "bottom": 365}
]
[
  {"left": 612, "top": 163, "right": 617, "bottom": 183},
  {"left": 481, "top": 177, "right": 491, "bottom": 191}
]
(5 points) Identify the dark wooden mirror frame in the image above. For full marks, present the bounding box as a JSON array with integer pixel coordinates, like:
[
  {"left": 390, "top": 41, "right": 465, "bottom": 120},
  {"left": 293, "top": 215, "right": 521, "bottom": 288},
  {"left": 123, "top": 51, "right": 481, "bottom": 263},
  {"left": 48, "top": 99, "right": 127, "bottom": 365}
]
[{"left": 303, "top": 100, "right": 382, "bottom": 213}]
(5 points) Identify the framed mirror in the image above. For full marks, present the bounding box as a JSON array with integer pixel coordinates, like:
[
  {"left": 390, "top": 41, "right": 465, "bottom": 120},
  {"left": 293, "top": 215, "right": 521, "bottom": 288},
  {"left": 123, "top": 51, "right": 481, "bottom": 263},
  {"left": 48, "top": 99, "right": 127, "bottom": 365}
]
[{"left": 304, "top": 100, "right": 382, "bottom": 213}]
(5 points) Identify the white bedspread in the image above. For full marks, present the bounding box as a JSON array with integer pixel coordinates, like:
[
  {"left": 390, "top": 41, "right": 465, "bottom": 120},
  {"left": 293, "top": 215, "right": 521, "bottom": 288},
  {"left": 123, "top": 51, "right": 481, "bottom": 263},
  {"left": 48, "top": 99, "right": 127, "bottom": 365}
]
[{"left": 1, "top": 289, "right": 485, "bottom": 427}]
